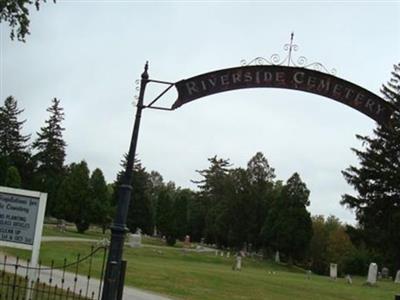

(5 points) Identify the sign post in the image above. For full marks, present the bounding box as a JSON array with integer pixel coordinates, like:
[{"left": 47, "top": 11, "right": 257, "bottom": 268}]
[{"left": 0, "top": 186, "right": 47, "bottom": 287}]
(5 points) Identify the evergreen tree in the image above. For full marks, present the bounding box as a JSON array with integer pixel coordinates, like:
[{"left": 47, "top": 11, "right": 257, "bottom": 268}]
[
  {"left": 32, "top": 98, "right": 66, "bottom": 215},
  {"left": 173, "top": 188, "right": 193, "bottom": 240},
  {"left": 90, "top": 168, "right": 113, "bottom": 234},
  {"left": 0, "top": 96, "right": 33, "bottom": 187},
  {"left": 186, "top": 193, "right": 206, "bottom": 242},
  {"left": 262, "top": 173, "right": 312, "bottom": 264},
  {"left": 194, "top": 156, "right": 232, "bottom": 246},
  {"left": 0, "top": 0, "right": 55, "bottom": 41},
  {"left": 341, "top": 63, "right": 400, "bottom": 271},
  {"left": 156, "top": 183, "right": 177, "bottom": 245},
  {"left": 113, "top": 155, "right": 154, "bottom": 235},
  {"left": 0, "top": 96, "right": 30, "bottom": 157},
  {"left": 4, "top": 166, "right": 22, "bottom": 188},
  {"left": 56, "top": 161, "right": 91, "bottom": 233},
  {"left": 246, "top": 152, "right": 276, "bottom": 249}
]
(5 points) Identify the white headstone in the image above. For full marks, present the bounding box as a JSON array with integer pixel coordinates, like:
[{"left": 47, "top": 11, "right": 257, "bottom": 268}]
[
  {"left": 235, "top": 255, "right": 242, "bottom": 271},
  {"left": 395, "top": 270, "right": 400, "bottom": 283},
  {"left": 345, "top": 274, "right": 352, "bottom": 284},
  {"left": 330, "top": 263, "right": 337, "bottom": 279},
  {"left": 215, "top": 250, "right": 218, "bottom": 256},
  {"left": 220, "top": 251, "right": 224, "bottom": 257},
  {"left": 367, "top": 263, "right": 378, "bottom": 285},
  {"left": 227, "top": 252, "right": 230, "bottom": 258},
  {"left": 129, "top": 230, "right": 142, "bottom": 248},
  {"left": 275, "top": 251, "right": 280, "bottom": 263}
]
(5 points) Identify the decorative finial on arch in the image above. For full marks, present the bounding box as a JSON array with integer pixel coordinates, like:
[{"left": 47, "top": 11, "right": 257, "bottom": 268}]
[
  {"left": 241, "top": 33, "right": 337, "bottom": 75},
  {"left": 142, "top": 61, "right": 149, "bottom": 80}
]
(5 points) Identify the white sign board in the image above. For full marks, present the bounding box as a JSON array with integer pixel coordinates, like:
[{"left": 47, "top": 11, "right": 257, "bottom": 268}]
[{"left": 0, "top": 186, "right": 47, "bottom": 251}]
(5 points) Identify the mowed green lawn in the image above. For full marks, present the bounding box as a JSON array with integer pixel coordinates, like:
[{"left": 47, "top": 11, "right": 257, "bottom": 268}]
[{"left": 2, "top": 240, "right": 400, "bottom": 300}]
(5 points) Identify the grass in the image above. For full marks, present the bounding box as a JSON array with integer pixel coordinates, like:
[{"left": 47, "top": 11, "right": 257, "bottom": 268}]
[
  {"left": 2, "top": 240, "right": 400, "bottom": 300},
  {"left": 42, "top": 224, "right": 109, "bottom": 239}
]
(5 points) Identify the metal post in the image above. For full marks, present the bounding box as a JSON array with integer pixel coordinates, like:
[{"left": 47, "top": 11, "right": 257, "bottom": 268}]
[
  {"left": 116, "top": 260, "right": 127, "bottom": 300},
  {"left": 101, "top": 62, "right": 149, "bottom": 300}
]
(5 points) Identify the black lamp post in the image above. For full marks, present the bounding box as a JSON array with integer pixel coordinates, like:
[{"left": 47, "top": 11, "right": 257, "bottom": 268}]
[{"left": 101, "top": 62, "right": 149, "bottom": 300}]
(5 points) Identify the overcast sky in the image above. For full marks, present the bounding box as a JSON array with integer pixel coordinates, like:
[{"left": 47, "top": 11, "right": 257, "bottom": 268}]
[{"left": 1, "top": 0, "right": 399, "bottom": 224}]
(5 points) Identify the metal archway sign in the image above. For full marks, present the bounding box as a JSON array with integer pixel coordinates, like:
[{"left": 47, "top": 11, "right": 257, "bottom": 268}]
[
  {"left": 102, "top": 61, "right": 397, "bottom": 299},
  {"left": 172, "top": 65, "right": 395, "bottom": 127}
]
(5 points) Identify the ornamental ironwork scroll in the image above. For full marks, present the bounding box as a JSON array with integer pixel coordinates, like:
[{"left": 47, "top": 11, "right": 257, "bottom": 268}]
[{"left": 171, "top": 65, "right": 396, "bottom": 127}]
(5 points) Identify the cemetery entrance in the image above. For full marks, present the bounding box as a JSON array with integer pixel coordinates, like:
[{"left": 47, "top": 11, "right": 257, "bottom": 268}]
[{"left": 101, "top": 45, "right": 397, "bottom": 299}]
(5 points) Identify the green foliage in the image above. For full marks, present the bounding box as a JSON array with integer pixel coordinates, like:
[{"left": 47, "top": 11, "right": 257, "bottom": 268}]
[
  {"left": 0, "top": 0, "right": 55, "bottom": 42},
  {"left": 246, "top": 152, "right": 276, "bottom": 249},
  {"left": 341, "top": 62, "right": 400, "bottom": 271},
  {"left": 4, "top": 166, "right": 22, "bottom": 188},
  {"left": 90, "top": 168, "right": 113, "bottom": 233},
  {"left": 156, "top": 184, "right": 177, "bottom": 246},
  {"left": 113, "top": 155, "right": 154, "bottom": 235},
  {"left": 0, "top": 155, "right": 10, "bottom": 185},
  {"left": 262, "top": 173, "right": 312, "bottom": 263},
  {"left": 309, "top": 215, "right": 356, "bottom": 275},
  {"left": 32, "top": 98, "right": 66, "bottom": 215},
  {"left": 0, "top": 96, "right": 30, "bottom": 157},
  {"left": 56, "top": 161, "right": 91, "bottom": 233},
  {"left": 173, "top": 188, "right": 193, "bottom": 240},
  {"left": 309, "top": 215, "right": 329, "bottom": 274},
  {"left": 0, "top": 96, "right": 33, "bottom": 188},
  {"left": 342, "top": 246, "right": 376, "bottom": 276},
  {"left": 326, "top": 227, "right": 354, "bottom": 275}
]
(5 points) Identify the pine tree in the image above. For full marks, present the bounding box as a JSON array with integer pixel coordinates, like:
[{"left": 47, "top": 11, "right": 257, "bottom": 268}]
[
  {"left": 262, "top": 173, "right": 312, "bottom": 264},
  {"left": 341, "top": 63, "right": 400, "bottom": 271},
  {"left": 56, "top": 161, "right": 92, "bottom": 233},
  {"left": 0, "top": 96, "right": 32, "bottom": 187},
  {"left": 0, "top": 96, "right": 30, "bottom": 156},
  {"left": 246, "top": 152, "right": 276, "bottom": 249},
  {"left": 32, "top": 98, "right": 66, "bottom": 215},
  {"left": 113, "top": 154, "right": 154, "bottom": 235},
  {"left": 194, "top": 156, "right": 232, "bottom": 246},
  {"left": 90, "top": 168, "right": 113, "bottom": 234},
  {"left": 4, "top": 166, "right": 22, "bottom": 188}
]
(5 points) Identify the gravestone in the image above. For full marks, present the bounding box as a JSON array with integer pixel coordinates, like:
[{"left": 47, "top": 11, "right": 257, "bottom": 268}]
[
  {"left": 227, "top": 252, "right": 230, "bottom": 258},
  {"left": 129, "top": 228, "right": 142, "bottom": 248},
  {"left": 330, "top": 263, "right": 337, "bottom": 280},
  {"left": 215, "top": 250, "right": 218, "bottom": 256},
  {"left": 377, "top": 271, "right": 382, "bottom": 280},
  {"left": 275, "top": 251, "right": 280, "bottom": 263},
  {"left": 345, "top": 274, "right": 352, "bottom": 284},
  {"left": 367, "top": 263, "right": 378, "bottom": 285},
  {"left": 221, "top": 251, "right": 224, "bottom": 257},
  {"left": 235, "top": 254, "right": 242, "bottom": 271},
  {"left": 306, "top": 270, "right": 312, "bottom": 280},
  {"left": 184, "top": 235, "right": 191, "bottom": 248},
  {"left": 382, "top": 267, "right": 389, "bottom": 279},
  {"left": 395, "top": 270, "right": 400, "bottom": 283}
]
